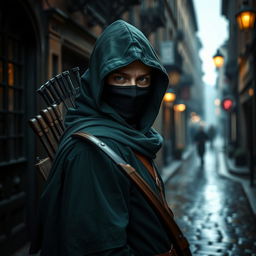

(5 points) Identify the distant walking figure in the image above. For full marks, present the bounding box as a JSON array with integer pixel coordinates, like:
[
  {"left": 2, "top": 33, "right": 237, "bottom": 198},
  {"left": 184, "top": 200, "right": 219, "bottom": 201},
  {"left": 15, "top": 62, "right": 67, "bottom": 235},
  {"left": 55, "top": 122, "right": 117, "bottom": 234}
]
[
  {"left": 208, "top": 125, "right": 217, "bottom": 150},
  {"left": 194, "top": 126, "right": 209, "bottom": 166}
]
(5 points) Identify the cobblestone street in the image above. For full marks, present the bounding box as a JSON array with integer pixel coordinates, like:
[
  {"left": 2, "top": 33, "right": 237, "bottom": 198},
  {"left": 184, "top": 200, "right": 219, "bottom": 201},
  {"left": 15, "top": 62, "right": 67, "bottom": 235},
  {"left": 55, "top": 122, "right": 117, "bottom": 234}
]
[{"left": 165, "top": 146, "right": 256, "bottom": 256}]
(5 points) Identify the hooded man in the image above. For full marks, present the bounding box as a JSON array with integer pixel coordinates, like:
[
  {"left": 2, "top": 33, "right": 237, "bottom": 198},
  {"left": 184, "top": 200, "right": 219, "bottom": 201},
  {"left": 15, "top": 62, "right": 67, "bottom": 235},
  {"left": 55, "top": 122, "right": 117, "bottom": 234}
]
[{"left": 30, "top": 20, "right": 188, "bottom": 256}]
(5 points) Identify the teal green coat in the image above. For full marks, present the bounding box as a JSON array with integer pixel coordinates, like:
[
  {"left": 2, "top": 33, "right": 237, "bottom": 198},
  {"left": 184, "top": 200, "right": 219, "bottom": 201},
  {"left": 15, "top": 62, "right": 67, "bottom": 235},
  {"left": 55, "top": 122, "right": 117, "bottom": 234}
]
[{"left": 31, "top": 20, "right": 171, "bottom": 255}]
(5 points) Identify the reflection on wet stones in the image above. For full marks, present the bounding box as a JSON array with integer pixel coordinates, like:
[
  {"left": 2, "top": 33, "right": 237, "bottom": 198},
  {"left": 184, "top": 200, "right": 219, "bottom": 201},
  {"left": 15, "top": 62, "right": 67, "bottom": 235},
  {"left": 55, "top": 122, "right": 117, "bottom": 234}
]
[{"left": 165, "top": 149, "right": 256, "bottom": 256}]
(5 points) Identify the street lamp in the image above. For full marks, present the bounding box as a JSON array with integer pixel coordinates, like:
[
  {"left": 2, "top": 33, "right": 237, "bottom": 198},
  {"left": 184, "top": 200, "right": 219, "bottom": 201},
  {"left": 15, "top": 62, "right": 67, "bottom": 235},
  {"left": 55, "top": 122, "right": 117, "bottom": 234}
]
[
  {"left": 236, "top": 1, "right": 256, "bottom": 30},
  {"left": 163, "top": 90, "right": 176, "bottom": 103},
  {"left": 213, "top": 49, "right": 224, "bottom": 68},
  {"left": 214, "top": 98, "right": 221, "bottom": 106},
  {"left": 174, "top": 104, "right": 186, "bottom": 112},
  {"left": 190, "top": 112, "right": 201, "bottom": 123}
]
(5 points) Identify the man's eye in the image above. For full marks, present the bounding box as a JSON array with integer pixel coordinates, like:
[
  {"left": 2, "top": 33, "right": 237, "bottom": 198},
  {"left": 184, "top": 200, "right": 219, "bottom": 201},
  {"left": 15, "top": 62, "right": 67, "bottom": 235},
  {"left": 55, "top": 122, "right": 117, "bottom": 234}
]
[
  {"left": 138, "top": 77, "right": 147, "bottom": 82},
  {"left": 137, "top": 76, "right": 151, "bottom": 86},
  {"left": 114, "top": 75, "right": 125, "bottom": 82}
]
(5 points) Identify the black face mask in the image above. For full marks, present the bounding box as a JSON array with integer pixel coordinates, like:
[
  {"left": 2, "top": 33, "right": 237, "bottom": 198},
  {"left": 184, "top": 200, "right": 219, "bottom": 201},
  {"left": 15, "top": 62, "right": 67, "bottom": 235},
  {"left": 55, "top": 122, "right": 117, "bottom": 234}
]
[{"left": 103, "top": 85, "right": 150, "bottom": 126}]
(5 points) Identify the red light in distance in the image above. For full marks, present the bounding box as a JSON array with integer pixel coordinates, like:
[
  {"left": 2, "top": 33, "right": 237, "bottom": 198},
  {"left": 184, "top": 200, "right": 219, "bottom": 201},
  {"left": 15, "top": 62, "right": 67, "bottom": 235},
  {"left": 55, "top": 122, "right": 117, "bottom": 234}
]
[{"left": 222, "top": 99, "right": 233, "bottom": 111}]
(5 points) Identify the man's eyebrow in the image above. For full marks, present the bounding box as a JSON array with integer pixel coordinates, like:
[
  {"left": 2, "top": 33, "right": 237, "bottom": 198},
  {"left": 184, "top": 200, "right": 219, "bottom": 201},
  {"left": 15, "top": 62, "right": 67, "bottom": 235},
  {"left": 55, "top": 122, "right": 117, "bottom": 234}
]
[{"left": 112, "top": 71, "right": 151, "bottom": 76}]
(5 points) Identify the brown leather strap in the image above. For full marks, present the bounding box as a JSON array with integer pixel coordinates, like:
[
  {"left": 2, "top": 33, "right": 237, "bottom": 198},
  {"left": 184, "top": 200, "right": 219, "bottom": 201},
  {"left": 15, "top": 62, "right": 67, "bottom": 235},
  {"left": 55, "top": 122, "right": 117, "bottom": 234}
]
[
  {"left": 72, "top": 131, "right": 191, "bottom": 256},
  {"left": 134, "top": 152, "right": 174, "bottom": 217},
  {"left": 134, "top": 152, "right": 156, "bottom": 179}
]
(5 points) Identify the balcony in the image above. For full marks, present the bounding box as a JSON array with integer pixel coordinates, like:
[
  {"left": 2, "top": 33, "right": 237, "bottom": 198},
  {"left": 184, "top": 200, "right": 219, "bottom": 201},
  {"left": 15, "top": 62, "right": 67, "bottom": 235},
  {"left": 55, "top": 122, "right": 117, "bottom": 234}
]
[
  {"left": 140, "top": 0, "right": 166, "bottom": 36},
  {"left": 68, "top": 0, "right": 141, "bottom": 27}
]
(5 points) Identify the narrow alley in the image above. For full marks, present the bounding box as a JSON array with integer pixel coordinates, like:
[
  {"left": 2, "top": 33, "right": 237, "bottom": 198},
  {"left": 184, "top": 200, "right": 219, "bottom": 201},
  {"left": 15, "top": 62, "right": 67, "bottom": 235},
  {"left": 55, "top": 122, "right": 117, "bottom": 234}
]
[
  {"left": 2, "top": 0, "right": 256, "bottom": 255},
  {"left": 165, "top": 143, "right": 256, "bottom": 256}
]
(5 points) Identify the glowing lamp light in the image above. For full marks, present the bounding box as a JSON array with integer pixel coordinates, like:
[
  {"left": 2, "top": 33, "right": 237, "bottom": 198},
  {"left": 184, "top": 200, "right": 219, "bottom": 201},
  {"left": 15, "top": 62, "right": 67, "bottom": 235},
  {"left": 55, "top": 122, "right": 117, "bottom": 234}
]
[
  {"left": 236, "top": 2, "right": 256, "bottom": 30},
  {"left": 164, "top": 92, "right": 176, "bottom": 103},
  {"left": 214, "top": 98, "right": 221, "bottom": 106},
  {"left": 174, "top": 104, "right": 186, "bottom": 112},
  {"left": 190, "top": 112, "right": 201, "bottom": 123},
  {"left": 213, "top": 50, "right": 224, "bottom": 68},
  {"left": 222, "top": 98, "right": 234, "bottom": 111},
  {"left": 191, "top": 115, "right": 201, "bottom": 123}
]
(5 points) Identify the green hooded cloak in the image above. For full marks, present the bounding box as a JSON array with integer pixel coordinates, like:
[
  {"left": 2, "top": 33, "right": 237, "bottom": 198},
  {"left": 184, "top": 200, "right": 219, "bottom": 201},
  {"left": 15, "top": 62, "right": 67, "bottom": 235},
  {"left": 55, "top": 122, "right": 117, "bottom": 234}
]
[{"left": 30, "top": 20, "right": 172, "bottom": 256}]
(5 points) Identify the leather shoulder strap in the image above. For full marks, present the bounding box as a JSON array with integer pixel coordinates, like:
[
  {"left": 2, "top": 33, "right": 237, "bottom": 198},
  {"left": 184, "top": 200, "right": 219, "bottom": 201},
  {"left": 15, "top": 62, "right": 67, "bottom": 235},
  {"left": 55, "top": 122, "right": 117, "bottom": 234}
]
[
  {"left": 134, "top": 152, "right": 158, "bottom": 182},
  {"left": 72, "top": 131, "right": 191, "bottom": 256},
  {"left": 134, "top": 152, "right": 174, "bottom": 217}
]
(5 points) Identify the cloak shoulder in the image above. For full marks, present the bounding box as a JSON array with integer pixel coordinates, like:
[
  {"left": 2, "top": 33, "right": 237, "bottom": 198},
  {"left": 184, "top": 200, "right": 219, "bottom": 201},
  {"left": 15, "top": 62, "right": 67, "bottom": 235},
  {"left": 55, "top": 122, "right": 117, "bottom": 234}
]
[{"left": 38, "top": 138, "right": 132, "bottom": 255}]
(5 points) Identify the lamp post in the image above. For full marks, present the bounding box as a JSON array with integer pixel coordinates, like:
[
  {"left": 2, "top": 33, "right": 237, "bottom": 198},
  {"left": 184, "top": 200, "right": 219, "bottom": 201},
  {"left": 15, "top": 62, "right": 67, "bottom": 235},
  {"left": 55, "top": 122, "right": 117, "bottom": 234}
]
[
  {"left": 236, "top": 1, "right": 256, "bottom": 30},
  {"left": 163, "top": 90, "right": 176, "bottom": 165},
  {"left": 213, "top": 49, "right": 224, "bottom": 69},
  {"left": 173, "top": 103, "right": 187, "bottom": 159},
  {"left": 235, "top": 1, "right": 256, "bottom": 186}
]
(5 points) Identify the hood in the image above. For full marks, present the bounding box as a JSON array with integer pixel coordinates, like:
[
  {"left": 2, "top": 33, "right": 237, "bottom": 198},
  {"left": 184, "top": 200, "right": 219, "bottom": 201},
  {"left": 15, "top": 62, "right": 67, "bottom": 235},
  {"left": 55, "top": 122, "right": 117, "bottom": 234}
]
[{"left": 64, "top": 20, "right": 169, "bottom": 158}]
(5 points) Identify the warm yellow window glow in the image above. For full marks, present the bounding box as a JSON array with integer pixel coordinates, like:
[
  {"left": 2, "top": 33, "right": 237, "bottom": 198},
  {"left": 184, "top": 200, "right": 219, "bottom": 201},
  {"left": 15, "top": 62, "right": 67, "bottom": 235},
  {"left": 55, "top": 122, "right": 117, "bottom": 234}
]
[
  {"left": 174, "top": 104, "right": 186, "bottom": 112},
  {"left": 8, "top": 63, "right": 14, "bottom": 86},
  {"left": 248, "top": 88, "right": 254, "bottom": 96},
  {"left": 236, "top": 11, "right": 256, "bottom": 30},
  {"left": 164, "top": 92, "right": 176, "bottom": 103},
  {"left": 213, "top": 55, "right": 224, "bottom": 68}
]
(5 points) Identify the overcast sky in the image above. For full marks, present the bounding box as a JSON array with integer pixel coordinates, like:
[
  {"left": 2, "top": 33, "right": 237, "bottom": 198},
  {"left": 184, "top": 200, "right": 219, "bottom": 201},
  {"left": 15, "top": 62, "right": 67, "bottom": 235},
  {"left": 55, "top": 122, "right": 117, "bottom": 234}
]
[{"left": 193, "top": 0, "right": 228, "bottom": 86}]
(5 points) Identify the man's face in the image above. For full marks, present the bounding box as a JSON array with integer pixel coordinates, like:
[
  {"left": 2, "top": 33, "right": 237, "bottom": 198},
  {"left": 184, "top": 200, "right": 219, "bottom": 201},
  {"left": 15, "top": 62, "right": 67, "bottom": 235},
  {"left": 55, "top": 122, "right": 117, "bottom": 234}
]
[{"left": 106, "top": 61, "right": 152, "bottom": 87}]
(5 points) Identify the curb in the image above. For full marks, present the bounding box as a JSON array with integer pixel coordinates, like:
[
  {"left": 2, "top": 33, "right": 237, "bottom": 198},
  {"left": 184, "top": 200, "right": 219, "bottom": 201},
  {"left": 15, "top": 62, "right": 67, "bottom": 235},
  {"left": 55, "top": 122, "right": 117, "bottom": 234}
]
[
  {"left": 161, "top": 145, "right": 194, "bottom": 184},
  {"left": 226, "top": 156, "right": 250, "bottom": 175},
  {"left": 218, "top": 149, "right": 256, "bottom": 216}
]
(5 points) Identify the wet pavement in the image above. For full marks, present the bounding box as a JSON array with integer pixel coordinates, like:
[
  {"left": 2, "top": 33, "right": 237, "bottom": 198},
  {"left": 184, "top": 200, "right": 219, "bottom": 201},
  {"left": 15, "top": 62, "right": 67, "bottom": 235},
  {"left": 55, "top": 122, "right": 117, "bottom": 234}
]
[
  {"left": 12, "top": 144, "right": 256, "bottom": 256},
  {"left": 165, "top": 146, "right": 256, "bottom": 256}
]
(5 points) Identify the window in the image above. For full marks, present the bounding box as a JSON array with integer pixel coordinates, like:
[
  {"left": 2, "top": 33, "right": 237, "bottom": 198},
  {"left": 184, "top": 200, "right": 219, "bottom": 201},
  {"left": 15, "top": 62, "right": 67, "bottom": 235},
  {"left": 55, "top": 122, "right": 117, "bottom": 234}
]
[{"left": 0, "top": 33, "right": 25, "bottom": 163}]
